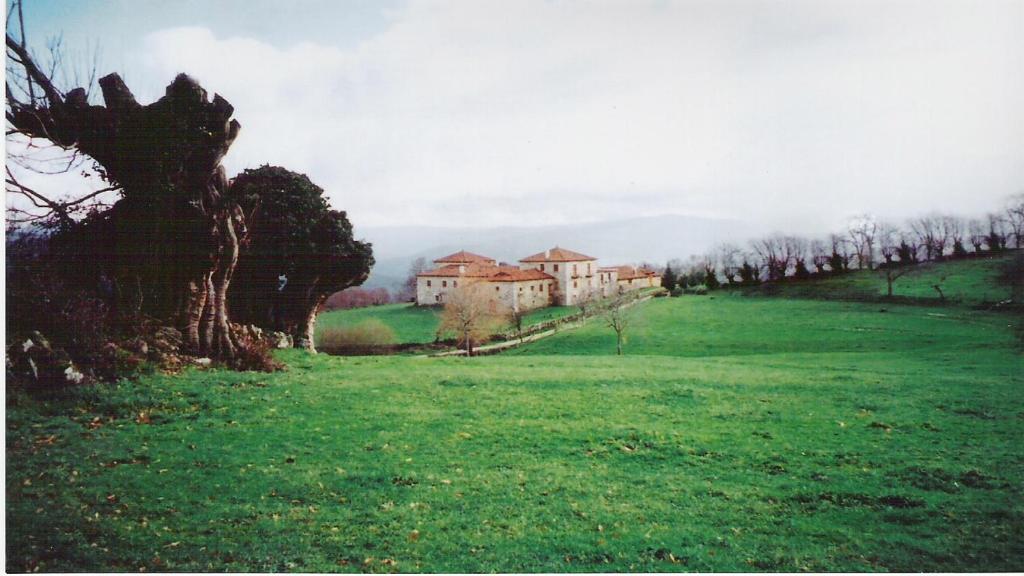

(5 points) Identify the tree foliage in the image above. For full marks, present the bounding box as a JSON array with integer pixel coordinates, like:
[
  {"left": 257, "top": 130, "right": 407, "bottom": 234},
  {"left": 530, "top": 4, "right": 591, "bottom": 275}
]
[{"left": 229, "top": 165, "right": 373, "bottom": 351}]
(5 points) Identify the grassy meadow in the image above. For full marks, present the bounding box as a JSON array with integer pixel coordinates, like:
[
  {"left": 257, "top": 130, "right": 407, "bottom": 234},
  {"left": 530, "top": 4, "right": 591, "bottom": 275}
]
[{"left": 7, "top": 254, "right": 1024, "bottom": 572}]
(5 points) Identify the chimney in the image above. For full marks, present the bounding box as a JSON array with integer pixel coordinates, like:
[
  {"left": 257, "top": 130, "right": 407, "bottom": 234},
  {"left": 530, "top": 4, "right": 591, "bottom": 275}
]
[
  {"left": 459, "top": 265, "right": 465, "bottom": 274},
  {"left": 545, "top": 249, "right": 550, "bottom": 259}
]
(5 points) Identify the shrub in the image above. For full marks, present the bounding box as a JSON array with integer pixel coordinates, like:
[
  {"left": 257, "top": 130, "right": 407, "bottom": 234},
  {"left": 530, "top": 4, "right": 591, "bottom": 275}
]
[
  {"left": 685, "top": 284, "right": 708, "bottom": 295},
  {"left": 320, "top": 319, "right": 397, "bottom": 350}
]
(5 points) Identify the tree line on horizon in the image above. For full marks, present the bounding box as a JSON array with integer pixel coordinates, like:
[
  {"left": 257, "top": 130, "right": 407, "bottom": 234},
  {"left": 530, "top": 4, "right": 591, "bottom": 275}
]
[{"left": 658, "top": 196, "right": 1024, "bottom": 295}]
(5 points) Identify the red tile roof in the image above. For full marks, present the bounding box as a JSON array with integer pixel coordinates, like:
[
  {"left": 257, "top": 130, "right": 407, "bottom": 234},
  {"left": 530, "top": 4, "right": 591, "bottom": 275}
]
[
  {"left": 416, "top": 264, "right": 495, "bottom": 278},
  {"left": 519, "top": 246, "right": 596, "bottom": 262},
  {"left": 488, "top": 268, "right": 555, "bottom": 282},
  {"left": 433, "top": 250, "right": 496, "bottom": 265},
  {"left": 606, "top": 265, "right": 660, "bottom": 280},
  {"left": 417, "top": 264, "right": 554, "bottom": 282}
]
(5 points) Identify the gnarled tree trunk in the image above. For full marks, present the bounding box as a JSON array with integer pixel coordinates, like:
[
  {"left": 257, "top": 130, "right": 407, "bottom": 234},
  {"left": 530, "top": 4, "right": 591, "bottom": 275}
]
[{"left": 7, "top": 34, "right": 245, "bottom": 358}]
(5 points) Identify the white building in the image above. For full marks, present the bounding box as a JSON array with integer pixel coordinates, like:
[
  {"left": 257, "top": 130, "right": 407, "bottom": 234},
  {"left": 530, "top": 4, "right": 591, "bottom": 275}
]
[
  {"left": 415, "top": 247, "right": 663, "bottom": 311},
  {"left": 415, "top": 250, "right": 555, "bottom": 312},
  {"left": 517, "top": 247, "right": 599, "bottom": 306}
]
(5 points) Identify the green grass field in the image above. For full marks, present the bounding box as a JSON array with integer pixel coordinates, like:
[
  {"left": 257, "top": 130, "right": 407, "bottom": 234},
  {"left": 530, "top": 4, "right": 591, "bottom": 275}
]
[
  {"left": 7, "top": 257, "right": 1024, "bottom": 572},
  {"left": 315, "top": 303, "right": 580, "bottom": 346}
]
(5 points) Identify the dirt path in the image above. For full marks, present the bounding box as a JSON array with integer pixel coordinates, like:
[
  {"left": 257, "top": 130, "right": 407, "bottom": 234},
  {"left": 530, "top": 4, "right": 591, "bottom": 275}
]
[{"left": 430, "top": 292, "right": 657, "bottom": 357}]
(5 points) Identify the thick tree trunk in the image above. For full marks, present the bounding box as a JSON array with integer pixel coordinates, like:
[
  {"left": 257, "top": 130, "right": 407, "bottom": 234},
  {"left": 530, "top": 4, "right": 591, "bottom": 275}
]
[
  {"left": 184, "top": 273, "right": 210, "bottom": 353},
  {"left": 6, "top": 49, "right": 245, "bottom": 360},
  {"left": 294, "top": 294, "right": 326, "bottom": 353}
]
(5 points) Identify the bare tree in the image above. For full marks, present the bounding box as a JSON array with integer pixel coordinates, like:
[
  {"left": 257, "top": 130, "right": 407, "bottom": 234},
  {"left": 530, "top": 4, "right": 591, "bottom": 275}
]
[
  {"left": 575, "top": 286, "right": 601, "bottom": 317},
  {"left": 847, "top": 213, "right": 878, "bottom": 270},
  {"left": 712, "top": 243, "right": 742, "bottom": 284},
  {"left": 828, "top": 233, "right": 853, "bottom": 272},
  {"left": 909, "top": 215, "right": 945, "bottom": 261},
  {"left": 437, "top": 281, "right": 500, "bottom": 357},
  {"left": 5, "top": 1, "right": 113, "bottom": 227},
  {"left": 810, "top": 239, "right": 830, "bottom": 274},
  {"left": 967, "top": 218, "right": 987, "bottom": 253},
  {"left": 399, "top": 257, "right": 428, "bottom": 302},
  {"left": 751, "top": 235, "right": 790, "bottom": 281},
  {"left": 986, "top": 212, "right": 1008, "bottom": 251},
  {"left": 877, "top": 222, "right": 901, "bottom": 266},
  {"left": 783, "top": 236, "right": 809, "bottom": 278},
  {"left": 506, "top": 306, "right": 527, "bottom": 344},
  {"left": 882, "top": 265, "right": 911, "bottom": 297},
  {"left": 603, "top": 292, "right": 633, "bottom": 356},
  {"left": 943, "top": 215, "right": 967, "bottom": 257},
  {"left": 1005, "top": 193, "right": 1024, "bottom": 249}
]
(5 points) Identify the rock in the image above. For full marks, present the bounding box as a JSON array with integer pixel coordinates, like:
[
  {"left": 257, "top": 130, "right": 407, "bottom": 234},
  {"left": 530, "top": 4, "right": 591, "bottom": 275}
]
[
  {"left": 29, "top": 331, "right": 52, "bottom": 352},
  {"left": 194, "top": 357, "right": 212, "bottom": 367},
  {"left": 126, "top": 337, "right": 149, "bottom": 355},
  {"left": 269, "top": 332, "right": 292, "bottom": 349},
  {"left": 64, "top": 364, "right": 85, "bottom": 384}
]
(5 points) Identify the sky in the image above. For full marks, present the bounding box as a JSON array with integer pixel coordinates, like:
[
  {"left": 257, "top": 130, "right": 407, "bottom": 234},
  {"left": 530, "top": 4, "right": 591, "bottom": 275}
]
[{"left": 10, "top": 0, "right": 1024, "bottom": 235}]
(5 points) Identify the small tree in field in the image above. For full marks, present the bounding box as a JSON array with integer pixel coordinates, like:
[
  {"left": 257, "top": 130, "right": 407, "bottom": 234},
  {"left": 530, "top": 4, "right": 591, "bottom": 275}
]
[
  {"left": 881, "top": 264, "right": 911, "bottom": 297},
  {"left": 507, "top": 306, "right": 527, "bottom": 344},
  {"left": 576, "top": 287, "right": 600, "bottom": 317},
  {"left": 603, "top": 293, "right": 633, "bottom": 355},
  {"left": 437, "top": 281, "right": 499, "bottom": 356}
]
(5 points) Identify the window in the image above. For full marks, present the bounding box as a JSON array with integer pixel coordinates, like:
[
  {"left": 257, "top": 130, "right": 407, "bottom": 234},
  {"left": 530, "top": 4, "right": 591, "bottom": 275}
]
[
  {"left": 540, "top": 264, "right": 545, "bottom": 271},
  {"left": 573, "top": 280, "right": 578, "bottom": 288},
  {"left": 573, "top": 264, "right": 578, "bottom": 275},
  {"left": 587, "top": 263, "right": 591, "bottom": 274},
  {"left": 495, "top": 286, "right": 500, "bottom": 291},
  {"left": 427, "top": 280, "right": 432, "bottom": 287},
  {"left": 453, "top": 280, "right": 458, "bottom": 288},
  {"left": 530, "top": 285, "right": 535, "bottom": 291},
  {"left": 554, "top": 264, "right": 559, "bottom": 272},
  {"left": 540, "top": 284, "right": 544, "bottom": 292},
  {"left": 442, "top": 280, "right": 447, "bottom": 288}
]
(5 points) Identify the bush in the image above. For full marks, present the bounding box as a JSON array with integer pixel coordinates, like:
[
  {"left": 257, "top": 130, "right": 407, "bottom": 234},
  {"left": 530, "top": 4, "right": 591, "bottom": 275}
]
[
  {"left": 685, "top": 284, "right": 709, "bottom": 295},
  {"left": 319, "top": 319, "right": 397, "bottom": 350}
]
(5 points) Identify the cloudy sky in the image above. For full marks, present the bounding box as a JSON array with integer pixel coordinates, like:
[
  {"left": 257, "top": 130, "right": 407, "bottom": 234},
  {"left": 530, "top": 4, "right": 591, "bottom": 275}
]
[{"left": 15, "top": 0, "right": 1024, "bottom": 234}]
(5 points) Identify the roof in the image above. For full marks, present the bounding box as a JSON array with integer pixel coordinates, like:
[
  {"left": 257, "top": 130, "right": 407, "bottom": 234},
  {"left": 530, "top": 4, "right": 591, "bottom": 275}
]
[
  {"left": 417, "top": 264, "right": 554, "bottom": 282},
  {"left": 416, "top": 263, "right": 497, "bottom": 278},
  {"left": 608, "top": 265, "right": 660, "bottom": 280},
  {"left": 488, "top": 268, "right": 555, "bottom": 282},
  {"left": 519, "top": 246, "right": 597, "bottom": 263},
  {"left": 433, "top": 250, "right": 496, "bottom": 265}
]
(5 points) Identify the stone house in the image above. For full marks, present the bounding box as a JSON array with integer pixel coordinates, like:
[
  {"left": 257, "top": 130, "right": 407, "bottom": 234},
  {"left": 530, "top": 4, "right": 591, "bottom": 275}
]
[
  {"left": 517, "top": 247, "right": 599, "bottom": 306},
  {"left": 604, "top": 265, "right": 662, "bottom": 292},
  {"left": 415, "top": 251, "right": 555, "bottom": 312},
  {"left": 415, "top": 247, "right": 662, "bottom": 311}
]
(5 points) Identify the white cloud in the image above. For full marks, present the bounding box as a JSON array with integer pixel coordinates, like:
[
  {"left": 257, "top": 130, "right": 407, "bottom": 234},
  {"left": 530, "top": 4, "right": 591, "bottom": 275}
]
[{"left": 12, "top": 0, "right": 1024, "bottom": 234}]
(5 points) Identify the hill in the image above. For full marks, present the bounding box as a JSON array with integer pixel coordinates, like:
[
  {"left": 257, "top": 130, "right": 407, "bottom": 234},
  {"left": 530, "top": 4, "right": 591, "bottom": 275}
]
[{"left": 736, "top": 252, "right": 1021, "bottom": 308}]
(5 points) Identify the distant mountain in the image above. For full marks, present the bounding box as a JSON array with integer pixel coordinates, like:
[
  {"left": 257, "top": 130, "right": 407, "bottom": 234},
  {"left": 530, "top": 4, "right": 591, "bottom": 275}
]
[{"left": 355, "top": 214, "right": 767, "bottom": 291}]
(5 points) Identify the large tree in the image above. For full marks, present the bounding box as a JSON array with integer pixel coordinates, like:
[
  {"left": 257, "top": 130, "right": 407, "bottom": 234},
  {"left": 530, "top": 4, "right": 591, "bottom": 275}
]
[
  {"left": 7, "top": 24, "right": 246, "bottom": 357},
  {"left": 229, "top": 166, "right": 373, "bottom": 352}
]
